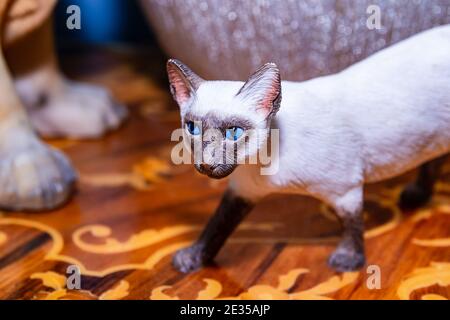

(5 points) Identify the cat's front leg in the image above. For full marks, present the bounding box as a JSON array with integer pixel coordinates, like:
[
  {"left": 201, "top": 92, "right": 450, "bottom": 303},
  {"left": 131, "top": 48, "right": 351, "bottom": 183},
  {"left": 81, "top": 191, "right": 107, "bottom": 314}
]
[
  {"left": 327, "top": 187, "right": 366, "bottom": 272},
  {"left": 173, "top": 189, "right": 255, "bottom": 273}
]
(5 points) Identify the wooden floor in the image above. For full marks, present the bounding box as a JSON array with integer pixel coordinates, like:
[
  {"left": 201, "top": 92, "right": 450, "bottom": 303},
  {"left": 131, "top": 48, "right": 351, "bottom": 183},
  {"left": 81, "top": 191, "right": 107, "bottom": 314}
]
[{"left": 0, "top": 47, "right": 449, "bottom": 300}]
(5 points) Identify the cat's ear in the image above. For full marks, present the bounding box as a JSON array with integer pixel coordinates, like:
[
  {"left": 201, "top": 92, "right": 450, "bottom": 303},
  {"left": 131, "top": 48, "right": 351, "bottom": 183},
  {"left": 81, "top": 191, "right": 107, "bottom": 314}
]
[
  {"left": 167, "top": 59, "right": 204, "bottom": 110},
  {"left": 236, "top": 63, "right": 281, "bottom": 118}
]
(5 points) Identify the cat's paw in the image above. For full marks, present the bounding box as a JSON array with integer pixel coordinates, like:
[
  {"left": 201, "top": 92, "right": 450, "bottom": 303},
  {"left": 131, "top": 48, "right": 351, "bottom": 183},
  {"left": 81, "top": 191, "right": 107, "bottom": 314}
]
[
  {"left": 21, "top": 80, "right": 127, "bottom": 139},
  {"left": 0, "top": 132, "right": 76, "bottom": 211},
  {"left": 398, "top": 183, "right": 432, "bottom": 211},
  {"left": 328, "top": 247, "right": 365, "bottom": 272},
  {"left": 172, "top": 245, "right": 206, "bottom": 273}
]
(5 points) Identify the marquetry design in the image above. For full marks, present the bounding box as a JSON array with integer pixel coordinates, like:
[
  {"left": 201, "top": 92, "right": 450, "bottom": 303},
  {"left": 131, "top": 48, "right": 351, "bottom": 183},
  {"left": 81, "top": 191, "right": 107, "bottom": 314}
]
[
  {"left": 1, "top": 179, "right": 449, "bottom": 299},
  {"left": 0, "top": 218, "right": 188, "bottom": 277},
  {"left": 397, "top": 263, "right": 450, "bottom": 300},
  {"left": 396, "top": 195, "right": 450, "bottom": 299},
  {"left": 150, "top": 269, "right": 359, "bottom": 300},
  {"left": 99, "top": 281, "right": 130, "bottom": 300},
  {"left": 30, "top": 271, "right": 129, "bottom": 300},
  {"left": 412, "top": 205, "right": 450, "bottom": 247},
  {"left": 0, "top": 207, "right": 399, "bottom": 279},
  {"left": 72, "top": 222, "right": 280, "bottom": 256},
  {"left": 31, "top": 272, "right": 66, "bottom": 291},
  {"left": 0, "top": 216, "right": 286, "bottom": 278},
  {"left": 73, "top": 224, "right": 201, "bottom": 255},
  {"left": 79, "top": 157, "right": 172, "bottom": 190}
]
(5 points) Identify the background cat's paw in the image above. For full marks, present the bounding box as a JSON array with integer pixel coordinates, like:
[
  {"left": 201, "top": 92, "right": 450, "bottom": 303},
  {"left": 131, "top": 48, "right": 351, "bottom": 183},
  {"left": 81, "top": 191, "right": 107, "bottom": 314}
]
[
  {"left": 398, "top": 183, "right": 432, "bottom": 211},
  {"left": 328, "top": 248, "right": 365, "bottom": 272},
  {"left": 172, "top": 245, "right": 205, "bottom": 273},
  {"left": 0, "top": 136, "right": 76, "bottom": 211},
  {"left": 26, "top": 81, "right": 127, "bottom": 139}
]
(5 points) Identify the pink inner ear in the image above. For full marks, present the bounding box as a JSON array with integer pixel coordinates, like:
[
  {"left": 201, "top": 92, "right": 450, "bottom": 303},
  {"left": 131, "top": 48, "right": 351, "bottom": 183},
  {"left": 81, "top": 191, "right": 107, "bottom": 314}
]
[
  {"left": 258, "top": 83, "right": 280, "bottom": 115},
  {"left": 237, "top": 63, "right": 281, "bottom": 118},
  {"left": 168, "top": 68, "right": 192, "bottom": 105}
]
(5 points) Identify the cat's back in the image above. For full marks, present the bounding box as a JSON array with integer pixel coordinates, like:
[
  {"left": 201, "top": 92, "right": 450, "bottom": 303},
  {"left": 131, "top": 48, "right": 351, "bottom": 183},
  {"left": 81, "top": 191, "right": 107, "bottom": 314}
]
[
  {"left": 341, "top": 25, "right": 450, "bottom": 90},
  {"left": 274, "top": 26, "right": 450, "bottom": 184},
  {"left": 322, "top": 25, "right": 450, "bottom": 131}
]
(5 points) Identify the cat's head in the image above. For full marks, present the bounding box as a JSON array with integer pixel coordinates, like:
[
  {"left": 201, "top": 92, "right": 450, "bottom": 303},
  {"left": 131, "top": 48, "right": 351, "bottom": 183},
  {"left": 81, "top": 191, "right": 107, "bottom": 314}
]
[{"left": 167, "top": 59, "right": 281, "bottom": 179}]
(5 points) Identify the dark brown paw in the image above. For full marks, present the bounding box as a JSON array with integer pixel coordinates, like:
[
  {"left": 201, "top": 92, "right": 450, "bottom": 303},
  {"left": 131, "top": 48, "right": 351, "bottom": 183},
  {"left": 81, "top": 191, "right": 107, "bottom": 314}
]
[
  {"left": 328, "top": 248, "right": 365, "bottom": 272},
  {"left": 172, "top": 245, "right": 205, "bottom": 273},
  {"left": 399, "top": 183, "right": 432, "bottom": 211}
]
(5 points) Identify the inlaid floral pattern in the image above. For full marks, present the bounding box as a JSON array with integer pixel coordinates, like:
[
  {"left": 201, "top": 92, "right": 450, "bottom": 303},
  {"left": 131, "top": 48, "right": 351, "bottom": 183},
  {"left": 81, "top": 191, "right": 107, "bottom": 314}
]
[
  {"left": 150, "top": 269, "right": 359, "bottom": 300},
  {"left": 412, "top": 205, "right": 450, "bottom": 247},
  {"left": 396, "top": 200, "right": 450, "bottom": 300},
  {"left": 0, "top": 166, "right": 448, "bottom": 299},
  {"left": 397, "top": 263, "right": 450, "bottom": 300},
  {"left": 80, "top": 157, "right": 172, "bottom": 190},
  {"left": 31, "top": 271, "right": 130, "bottom": 300}
]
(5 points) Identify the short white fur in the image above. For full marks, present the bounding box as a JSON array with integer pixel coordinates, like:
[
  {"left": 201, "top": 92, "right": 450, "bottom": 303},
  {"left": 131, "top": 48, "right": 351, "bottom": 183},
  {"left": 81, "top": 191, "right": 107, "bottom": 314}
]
[
  {"left": 168, "top": 26, "right": 450, "bottom": 271},
  {"left": 193, "top": 26, "right": 450, "bottom": 210}
]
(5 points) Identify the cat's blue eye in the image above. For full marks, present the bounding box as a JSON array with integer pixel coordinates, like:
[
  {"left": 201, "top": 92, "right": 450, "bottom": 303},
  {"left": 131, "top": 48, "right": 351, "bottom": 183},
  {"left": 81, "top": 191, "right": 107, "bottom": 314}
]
[
  {"left": 226, "top": 127, "right": 244, "bottom": 141},
  {"left": 186, "top": 121, "right": 201, "bottom": 135}
]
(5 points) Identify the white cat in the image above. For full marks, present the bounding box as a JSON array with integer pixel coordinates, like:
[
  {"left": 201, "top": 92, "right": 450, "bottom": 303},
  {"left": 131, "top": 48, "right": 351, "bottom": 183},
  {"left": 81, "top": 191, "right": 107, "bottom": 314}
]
[{"left": 167, "top": 25, "right": 450, "bottom": 273}]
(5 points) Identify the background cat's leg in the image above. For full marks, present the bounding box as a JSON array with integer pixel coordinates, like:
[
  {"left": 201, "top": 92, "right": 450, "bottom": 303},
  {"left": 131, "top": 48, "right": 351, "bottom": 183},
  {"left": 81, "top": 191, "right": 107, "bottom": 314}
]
[
  {"left": 173, "top": 189, "right": 255, "bottom": 273},
  {"left": 328, "top": 187, "right": 366, "bottom": 272},
  {"left": 0, "top": 0, "right": 75, "bottom": 211},
  {"left": 6, "top": 16, "right": 127, "bottom": 139},
  {"left": 399, "top": 154, "right": 449, "bottom": 210}
]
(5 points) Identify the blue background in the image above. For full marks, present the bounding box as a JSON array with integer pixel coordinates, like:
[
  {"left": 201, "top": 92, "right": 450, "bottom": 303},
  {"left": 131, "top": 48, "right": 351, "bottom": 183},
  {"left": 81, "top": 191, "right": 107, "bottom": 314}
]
[{"left": 55, "top": 0, "right": 155, "bottom": 46}]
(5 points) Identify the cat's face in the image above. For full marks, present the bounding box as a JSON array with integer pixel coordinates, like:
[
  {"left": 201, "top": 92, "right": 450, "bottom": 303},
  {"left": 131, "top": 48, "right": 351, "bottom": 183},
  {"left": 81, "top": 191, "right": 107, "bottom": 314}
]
[{"left": 167, "top": 59, "right": 281, "bottom": 179}]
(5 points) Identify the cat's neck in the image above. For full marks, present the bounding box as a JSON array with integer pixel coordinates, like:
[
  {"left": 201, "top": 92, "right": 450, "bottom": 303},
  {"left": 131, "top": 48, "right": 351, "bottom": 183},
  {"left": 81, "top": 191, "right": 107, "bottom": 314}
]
[{"left": 274, "top": 74, "right": 344, "bottom": 126}]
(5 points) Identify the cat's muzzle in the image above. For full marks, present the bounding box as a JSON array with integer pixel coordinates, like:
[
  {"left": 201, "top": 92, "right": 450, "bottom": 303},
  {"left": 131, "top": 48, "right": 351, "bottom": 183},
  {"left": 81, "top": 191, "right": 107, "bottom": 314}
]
[{"left": 195, "top": 163, "right": 237, "bottom": 179}]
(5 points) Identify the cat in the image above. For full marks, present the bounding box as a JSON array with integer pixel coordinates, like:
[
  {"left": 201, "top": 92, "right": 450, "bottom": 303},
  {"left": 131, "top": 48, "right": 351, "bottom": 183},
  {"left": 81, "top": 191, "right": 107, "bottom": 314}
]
[{"left": 167, "top": 25, "right": 450, "bottom": 273}]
